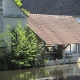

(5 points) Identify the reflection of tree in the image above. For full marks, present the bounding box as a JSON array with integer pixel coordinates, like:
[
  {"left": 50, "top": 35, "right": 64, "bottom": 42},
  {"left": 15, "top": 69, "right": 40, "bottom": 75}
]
[
  {"left": 1, "top": 68, "right": 50, "bottom": 80},
  {"left": 1, "top": 67, "right": 63, "bottom": 80},
  {"left": 0, "top": 66, "right": 49, "bottom": 79},
  {"left": 0, "top": 66, "right": 65, "bottom": 80}
]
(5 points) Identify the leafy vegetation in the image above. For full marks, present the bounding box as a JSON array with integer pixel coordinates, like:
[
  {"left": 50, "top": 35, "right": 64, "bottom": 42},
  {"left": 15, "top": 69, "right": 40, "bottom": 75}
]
[
  {"left": 11, "top": 22, "right": 42, "bottom": 68},
  {"left": 14, "top": 0, "right": 22, "bottom": 7},
  {"left": 0, "top": 22, "right": 48, "bottom": 70},
  {"left": 14, "top": 0, "right": 30, "bottom": 14}
]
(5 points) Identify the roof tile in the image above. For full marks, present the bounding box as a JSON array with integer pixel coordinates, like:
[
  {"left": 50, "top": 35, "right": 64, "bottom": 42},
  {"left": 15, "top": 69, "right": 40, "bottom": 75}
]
[{"left": 28, "top": 14, "right": 80, "bottom": 44}]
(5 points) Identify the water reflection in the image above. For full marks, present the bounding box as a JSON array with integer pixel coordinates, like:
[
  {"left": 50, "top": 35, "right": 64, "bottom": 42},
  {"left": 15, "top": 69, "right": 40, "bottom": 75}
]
[{"left": 0, "top": 64, "right": 80, "bottom": 80}]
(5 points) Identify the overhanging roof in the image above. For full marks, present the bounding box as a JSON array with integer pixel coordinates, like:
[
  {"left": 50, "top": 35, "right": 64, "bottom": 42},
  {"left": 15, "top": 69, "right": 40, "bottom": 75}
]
[{"left": 28, "top": 14, "right": 80, "bottom": 45}]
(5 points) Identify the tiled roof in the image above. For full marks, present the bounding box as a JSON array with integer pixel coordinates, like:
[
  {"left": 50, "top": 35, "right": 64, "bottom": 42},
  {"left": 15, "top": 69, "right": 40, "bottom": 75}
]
[
  {"left": 22, "top": 0, "right": 80, "bottom": 15},
  {"left": 28, "top": 14, "right": 80, "bottom": 45}
]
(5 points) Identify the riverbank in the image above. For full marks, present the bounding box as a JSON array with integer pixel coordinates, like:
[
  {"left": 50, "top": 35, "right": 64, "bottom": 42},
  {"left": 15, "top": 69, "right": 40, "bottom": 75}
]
[{"left": 45, "top": 57, "right": 79, "bottom": 66}]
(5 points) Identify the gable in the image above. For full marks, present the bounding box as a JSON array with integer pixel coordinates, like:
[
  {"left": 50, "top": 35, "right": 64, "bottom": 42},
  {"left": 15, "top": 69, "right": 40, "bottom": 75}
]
[{"left": 3, "top": 0, "right": 26, "bottom": 18}]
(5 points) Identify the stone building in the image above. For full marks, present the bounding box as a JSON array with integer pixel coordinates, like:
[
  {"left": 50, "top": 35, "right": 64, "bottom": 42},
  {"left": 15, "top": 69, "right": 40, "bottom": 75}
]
[{"left": 0, "top": 0, "right": 27, "bottom": 55}]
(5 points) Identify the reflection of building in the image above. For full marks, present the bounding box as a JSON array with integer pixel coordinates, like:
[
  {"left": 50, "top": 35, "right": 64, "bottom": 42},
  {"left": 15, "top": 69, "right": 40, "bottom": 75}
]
[{"left": 45, "top": 64, "right": 80, "bottom": 79}]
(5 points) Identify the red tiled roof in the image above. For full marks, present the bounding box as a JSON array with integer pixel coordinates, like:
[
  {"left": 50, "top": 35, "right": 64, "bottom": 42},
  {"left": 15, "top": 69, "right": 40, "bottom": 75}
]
[{"left": 27, "top": 14, "right": 80, "bottom": 44}]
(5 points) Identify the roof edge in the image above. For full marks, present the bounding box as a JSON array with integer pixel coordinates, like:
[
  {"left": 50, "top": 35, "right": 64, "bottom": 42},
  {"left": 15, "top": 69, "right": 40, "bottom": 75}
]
[{"left": 28, "top": 14, "right": 72, "bottom": 18}]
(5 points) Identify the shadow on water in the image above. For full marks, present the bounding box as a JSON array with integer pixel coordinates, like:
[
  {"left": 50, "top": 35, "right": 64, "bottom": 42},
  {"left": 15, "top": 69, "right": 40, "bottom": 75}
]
[{"left": 0, "top": 63, "right": 80, "bottom": 80}]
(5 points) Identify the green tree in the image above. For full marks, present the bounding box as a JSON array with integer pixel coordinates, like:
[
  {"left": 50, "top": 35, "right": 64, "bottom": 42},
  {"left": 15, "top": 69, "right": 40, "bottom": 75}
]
[
  {"left": 0, "top": 22, "right": 48, "bottom": 70},
  {"left": 11, "top": 22, "right": 41, "bottom": 68},
  {"left": 0, "top": 22, "right": 43, "bottom": 70}
]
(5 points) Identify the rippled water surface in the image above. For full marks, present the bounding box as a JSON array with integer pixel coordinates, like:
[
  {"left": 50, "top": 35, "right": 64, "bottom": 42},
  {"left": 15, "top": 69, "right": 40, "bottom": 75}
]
[{"left": 0, "top": 63, "right": 80, "bottom": 80}]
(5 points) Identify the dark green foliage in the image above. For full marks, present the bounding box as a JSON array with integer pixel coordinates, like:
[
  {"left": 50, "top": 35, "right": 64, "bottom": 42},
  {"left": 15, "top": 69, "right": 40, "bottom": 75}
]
[
  {"left": 0, "top": 22, "right": 41, "bottom": 70},
  {"left": 0, "top": 22, "right": 48, "bottom": 70},
  {"left": 10, "top": 22, "right": 42, "bottom": 69}
]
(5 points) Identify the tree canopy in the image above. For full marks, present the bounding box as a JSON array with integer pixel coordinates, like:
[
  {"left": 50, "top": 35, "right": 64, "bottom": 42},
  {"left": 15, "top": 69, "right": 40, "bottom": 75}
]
[{"left": 11, "top": 22, "right": 41, "bottom": 67}]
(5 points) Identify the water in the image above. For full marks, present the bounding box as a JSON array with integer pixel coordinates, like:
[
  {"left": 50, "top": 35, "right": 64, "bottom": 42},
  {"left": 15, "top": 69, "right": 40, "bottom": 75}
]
[{"left": 0, "top": 63, "right": 80, "bottom": 80}]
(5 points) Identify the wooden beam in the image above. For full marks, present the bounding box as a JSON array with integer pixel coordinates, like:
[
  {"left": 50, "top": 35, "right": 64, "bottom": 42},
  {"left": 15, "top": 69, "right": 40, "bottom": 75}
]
[{"left": 63, "top": 44, "right": 69, "bottom": 49}]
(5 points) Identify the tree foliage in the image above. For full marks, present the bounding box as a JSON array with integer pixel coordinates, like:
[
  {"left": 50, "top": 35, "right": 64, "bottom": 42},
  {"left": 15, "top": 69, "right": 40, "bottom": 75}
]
[
  {"left": 11, "top": 22, "right": 42, "bottom": 68},
  {"left": 0, "top": 22, "right": 43, "bottom": 70},
  {"left": 14, "top": 0, "right": 22, "bottom": 7},
  {"left": 14, "top": 0, "right": 30, "bottom": 14}
]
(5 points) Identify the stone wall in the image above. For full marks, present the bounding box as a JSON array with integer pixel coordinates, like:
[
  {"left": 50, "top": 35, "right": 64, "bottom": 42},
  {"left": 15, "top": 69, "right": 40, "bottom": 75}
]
[{"left": 0, "top": 0, "right": 4, "bottom": 48}]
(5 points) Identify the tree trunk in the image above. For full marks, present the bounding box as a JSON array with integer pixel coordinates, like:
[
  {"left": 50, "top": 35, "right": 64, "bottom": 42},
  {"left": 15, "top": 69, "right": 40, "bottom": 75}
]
[{"left": 57, "top": 45, "right": 65, "bottom": 59}]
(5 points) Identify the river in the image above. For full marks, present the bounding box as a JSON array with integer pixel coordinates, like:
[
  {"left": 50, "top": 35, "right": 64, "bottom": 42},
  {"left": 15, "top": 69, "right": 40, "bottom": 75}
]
[{"left": 0, "top": 63, "right": 80, "bottom": 80}]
